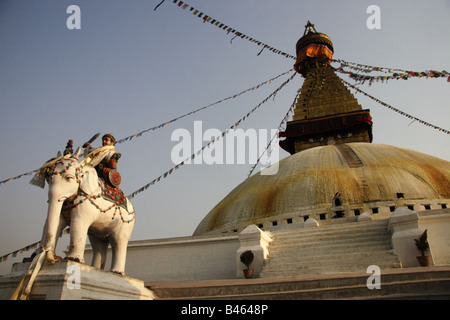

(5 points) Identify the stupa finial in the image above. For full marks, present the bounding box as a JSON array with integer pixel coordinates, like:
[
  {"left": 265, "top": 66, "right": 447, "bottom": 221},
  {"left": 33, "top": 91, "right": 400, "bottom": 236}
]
[
  {"left": 303, "top": 21, "right": 317, "bottom": 35},
  {"left": 294, "top": 22, "right": 334, "bottom": 76}
]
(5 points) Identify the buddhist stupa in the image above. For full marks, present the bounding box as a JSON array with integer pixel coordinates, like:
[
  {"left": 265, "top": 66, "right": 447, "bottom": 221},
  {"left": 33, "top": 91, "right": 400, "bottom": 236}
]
[{"left": 194, "top": 22, "right": 450, "bottom": 235}]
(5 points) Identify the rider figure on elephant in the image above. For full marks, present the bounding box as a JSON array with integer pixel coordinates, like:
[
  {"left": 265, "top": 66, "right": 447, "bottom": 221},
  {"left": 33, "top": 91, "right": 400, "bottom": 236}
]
[{"left": 82, "top": 133, "right": 122, "bottom": 188}]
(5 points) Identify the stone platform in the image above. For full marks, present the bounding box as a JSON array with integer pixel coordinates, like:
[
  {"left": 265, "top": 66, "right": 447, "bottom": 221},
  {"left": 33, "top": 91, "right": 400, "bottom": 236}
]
[
  {"left": 0, "top": 260, "right": 154, "bottom": 300},
  {"left": 147, "top": 266, "right": 450, "bottom": 300}
]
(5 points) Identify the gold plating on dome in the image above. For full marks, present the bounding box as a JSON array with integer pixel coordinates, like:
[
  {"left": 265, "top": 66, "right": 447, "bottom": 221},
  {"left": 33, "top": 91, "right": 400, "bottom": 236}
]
[{"left": 193, "top": 143, "right": 450, "bottom": 235}]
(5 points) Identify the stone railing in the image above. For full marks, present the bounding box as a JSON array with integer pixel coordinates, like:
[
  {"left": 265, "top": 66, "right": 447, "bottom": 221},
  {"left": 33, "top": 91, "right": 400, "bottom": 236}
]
[{"left": 388, "top": 207, "right": 450, "bottom": 267}]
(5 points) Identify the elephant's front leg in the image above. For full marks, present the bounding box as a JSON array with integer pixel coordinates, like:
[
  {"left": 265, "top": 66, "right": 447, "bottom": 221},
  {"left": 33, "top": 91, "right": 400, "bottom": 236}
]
[
  {"left": 109, "top": 237, "right": 128, "bottom": 275},
  {"left": 66, "top": 215, "right": 91, "bottom": 264}
]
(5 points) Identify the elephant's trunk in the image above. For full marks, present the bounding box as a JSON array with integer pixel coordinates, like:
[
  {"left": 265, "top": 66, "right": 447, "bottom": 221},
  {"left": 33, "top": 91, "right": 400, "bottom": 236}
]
[{"left": 42, "top": 194, "right": 64, "bottom": 264}]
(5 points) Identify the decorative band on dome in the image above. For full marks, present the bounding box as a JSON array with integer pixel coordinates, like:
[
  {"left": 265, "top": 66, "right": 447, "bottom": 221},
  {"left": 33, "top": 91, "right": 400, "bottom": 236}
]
[
  {"left": 279, "top": 110, "right": 373, "bottom": 137},
  {"left": 294, "top": 25, "right": 334, "bottom": 75},
  {"left": 295, "top": 32, "right": 334, "bottom": 56},
  {"left": 294, "top": 44, "right": 334, "bottom": 73}
]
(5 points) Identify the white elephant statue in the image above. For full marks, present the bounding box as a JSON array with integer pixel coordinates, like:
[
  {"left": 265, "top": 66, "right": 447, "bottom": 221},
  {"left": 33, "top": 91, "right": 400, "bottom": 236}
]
[{"left": 31, "top": 147, "right": 135, "bottom": 275}]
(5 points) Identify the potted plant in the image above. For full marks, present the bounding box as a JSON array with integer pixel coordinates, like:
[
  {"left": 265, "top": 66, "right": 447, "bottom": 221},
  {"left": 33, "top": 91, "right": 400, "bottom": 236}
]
[
  {"left": 414, "top": 229, "right": 431, "bottom": 266},
  {"left": 240, "top": 250, "right": 254, "bottom": 278}
]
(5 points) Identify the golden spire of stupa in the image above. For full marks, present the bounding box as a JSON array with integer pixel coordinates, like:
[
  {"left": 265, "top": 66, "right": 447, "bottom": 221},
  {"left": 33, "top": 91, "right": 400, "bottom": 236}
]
[{"left": 279, "top": 22, "right": 373, "bottom": 154}]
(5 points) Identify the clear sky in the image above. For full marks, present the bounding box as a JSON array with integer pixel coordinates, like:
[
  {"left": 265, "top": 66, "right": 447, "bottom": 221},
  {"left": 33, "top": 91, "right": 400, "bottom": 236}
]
[{"left": 1, "top": 0, "right": 449, "bottom": 274}]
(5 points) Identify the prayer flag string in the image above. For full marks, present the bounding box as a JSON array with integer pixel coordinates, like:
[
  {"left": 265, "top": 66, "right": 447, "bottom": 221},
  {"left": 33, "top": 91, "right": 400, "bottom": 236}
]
[
  {"left": 333, "top": 59, "right": 416, "bottom": 74},
  {"left": 127, "top": 72, "right": 297, "bottom": 199},
  {"left": 332, "top": 59, "right": 450, "bottom": 85},
  {"left": 247, "top": 89, "right": 300, "bottom": 178},
  {"left": 0, "top": 228, "right": 71, "bottom": 264},
  {"left": 337, "top": 73, "right": 450, "bottom": 135},
  {"left": 0, "top": 241, "right": 40, "bottom": 263},
  {"left": 1, "top": 72, "right": 297, "bottom": 262},
  {"left": 0, "top": 70, "right": 292, "bottom": 186},
  {"left": 162, "top": 0, "right": 296, "bottom": 60},
  {"left": 115, "top": 69, "right": 293, "bottom": 144}
]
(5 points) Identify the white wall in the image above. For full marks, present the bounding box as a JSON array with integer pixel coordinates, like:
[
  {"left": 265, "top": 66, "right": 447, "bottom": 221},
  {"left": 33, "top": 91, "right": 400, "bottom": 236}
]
[{"left": 84, "top": 234, "right": 241, "bottom": 282}]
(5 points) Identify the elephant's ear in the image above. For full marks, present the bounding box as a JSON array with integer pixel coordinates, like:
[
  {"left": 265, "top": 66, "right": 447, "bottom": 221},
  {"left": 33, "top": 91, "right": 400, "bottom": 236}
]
[{"left": 79, "top": 166, "right": 99, "bottom": 195}]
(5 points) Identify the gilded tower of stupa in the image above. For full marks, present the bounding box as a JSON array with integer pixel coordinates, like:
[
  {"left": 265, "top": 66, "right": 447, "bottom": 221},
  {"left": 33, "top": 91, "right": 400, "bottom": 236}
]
[{"left": 280, "top": 21, "right": 373, "bottom": 154}]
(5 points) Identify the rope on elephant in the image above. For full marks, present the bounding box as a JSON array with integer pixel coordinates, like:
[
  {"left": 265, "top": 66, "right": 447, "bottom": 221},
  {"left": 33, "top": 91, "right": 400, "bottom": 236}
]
[
  {"left": 0, "top": 69, "right": 292, "bottom": 186},
  {"left": 9, "top": 250, "right": 47, "bottom": 300}
]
